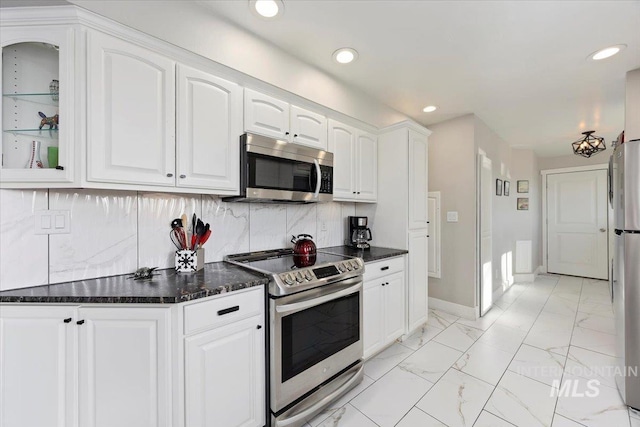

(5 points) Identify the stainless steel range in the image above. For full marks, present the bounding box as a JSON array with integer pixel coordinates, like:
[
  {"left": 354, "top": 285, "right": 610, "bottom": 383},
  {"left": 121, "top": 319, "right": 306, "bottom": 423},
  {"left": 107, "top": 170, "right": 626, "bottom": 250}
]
[{"left": 226, "top": 249, "right": 364, "bottom": 427}]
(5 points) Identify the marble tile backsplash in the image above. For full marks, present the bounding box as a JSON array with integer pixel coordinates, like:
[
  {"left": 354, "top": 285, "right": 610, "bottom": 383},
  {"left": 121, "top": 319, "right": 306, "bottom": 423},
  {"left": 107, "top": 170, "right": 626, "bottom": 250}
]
[{"left": 0, "top": 189, "right": 359, "bottom": 290}]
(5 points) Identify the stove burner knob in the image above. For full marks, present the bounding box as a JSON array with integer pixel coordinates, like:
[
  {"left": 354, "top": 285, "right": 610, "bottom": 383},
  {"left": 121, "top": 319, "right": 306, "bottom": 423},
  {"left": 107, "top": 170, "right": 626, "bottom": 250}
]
[
  {"left": 345, "top": 262, "right": 353, "bottom": 271},
  {"left": 338, "top": 264, "right": 347, "bottom": 273},
  {"left": 304, "top": 271, "right": 313, "bottom": 281},
  {"left": 351, "top": 260, "right": 360, "bottom": 270},
  {"left": 295, "top": 272, "right": 304, "bottom": 283},
  {"left": 283, "top": 274, "right": 294, "bottom": 285}
]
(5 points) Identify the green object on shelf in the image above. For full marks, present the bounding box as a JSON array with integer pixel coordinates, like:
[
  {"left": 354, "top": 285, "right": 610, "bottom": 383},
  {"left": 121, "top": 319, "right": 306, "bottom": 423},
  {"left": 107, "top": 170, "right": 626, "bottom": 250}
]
[{"left": 48, "top": 146, "right": 58, "bottom": 168}]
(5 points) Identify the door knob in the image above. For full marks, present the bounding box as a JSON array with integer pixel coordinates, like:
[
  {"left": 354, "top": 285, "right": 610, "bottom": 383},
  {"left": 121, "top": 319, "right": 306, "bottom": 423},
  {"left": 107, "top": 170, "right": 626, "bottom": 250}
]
[{"left": 599, "top": 228, "right": 606, "bottom": 232}]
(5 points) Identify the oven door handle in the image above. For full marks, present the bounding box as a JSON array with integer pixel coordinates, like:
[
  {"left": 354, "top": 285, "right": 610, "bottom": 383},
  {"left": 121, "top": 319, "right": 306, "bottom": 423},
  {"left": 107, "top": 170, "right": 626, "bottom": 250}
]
[
  {"left": 275, "top": 282, "right": 361, "bottom": 314},
  {"left": 313, "top": 159, "right": 321, "bottom": 199}
]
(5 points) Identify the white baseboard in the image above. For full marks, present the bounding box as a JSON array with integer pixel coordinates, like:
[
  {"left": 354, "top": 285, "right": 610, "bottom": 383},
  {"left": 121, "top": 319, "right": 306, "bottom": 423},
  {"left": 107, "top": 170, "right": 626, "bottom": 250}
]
[
  {"left": 513, "top": 266, "right": 543, "bottom": 283},
  {"left": 429, "top": 297, "right": 477, "bottom": 320}
]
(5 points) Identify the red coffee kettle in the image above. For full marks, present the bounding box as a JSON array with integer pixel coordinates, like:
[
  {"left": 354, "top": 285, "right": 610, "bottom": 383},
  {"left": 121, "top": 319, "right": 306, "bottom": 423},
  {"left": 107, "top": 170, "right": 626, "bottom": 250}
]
[{"left": 291, "top": 234, "right": 317, "bottom": 268}]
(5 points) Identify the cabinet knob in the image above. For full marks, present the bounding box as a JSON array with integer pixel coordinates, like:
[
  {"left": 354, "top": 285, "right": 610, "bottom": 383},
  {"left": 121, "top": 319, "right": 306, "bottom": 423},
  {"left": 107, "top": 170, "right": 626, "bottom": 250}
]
[
  {"left": 285, "top": 131, "right": 290, "bottom": 136},
  {"left": 353, "top": 191, "right": 356, "bottom": 194},
  {"left": 256, "top": 325, "right": 262, "bottom": 330},
  {"left": 179, "top": 174, "right": 186, "bottom": 179},
  {"left": 167, "top": 173, "right": 174, "bottom": 178},
  {"left": 294, "top": 134, "right": 298, "bottom": 138},
  {"left": 63, "top": 318, "right": 72, "bottom": 323},
  {"left": 76, "top": 320, "right": 85, "bottom": 325},
  {"left": 357, "top": 192, "right": 361, "bottom": 194}
]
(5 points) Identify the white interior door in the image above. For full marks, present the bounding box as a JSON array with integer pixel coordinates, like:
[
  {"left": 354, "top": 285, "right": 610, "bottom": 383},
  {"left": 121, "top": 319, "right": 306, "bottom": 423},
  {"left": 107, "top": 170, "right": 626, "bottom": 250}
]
[
  {"left": 478, "top": 153, "right": 493, "bottom": 316},
  {"left": 547, "top": 169, "right": 608, "bottom": 279}
]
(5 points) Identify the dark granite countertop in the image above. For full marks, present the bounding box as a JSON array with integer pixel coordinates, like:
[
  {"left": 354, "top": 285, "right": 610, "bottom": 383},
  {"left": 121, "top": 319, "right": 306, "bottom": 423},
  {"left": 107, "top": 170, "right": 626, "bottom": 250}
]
[
  {"left": 319, "top": 245, "right": 408, "bottom": 263},
  {"left": 0, "top": 262, "right": 269, "bottom": 304}
]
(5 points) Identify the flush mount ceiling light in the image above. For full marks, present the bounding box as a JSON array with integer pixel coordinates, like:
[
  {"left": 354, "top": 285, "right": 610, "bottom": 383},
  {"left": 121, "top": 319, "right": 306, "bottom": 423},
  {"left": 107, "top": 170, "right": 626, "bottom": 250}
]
[
  {"left": 572, "top": 130, "right": 606, "bottom": 158},
  {"left": 332, "top": 48, "right": 358, "bottom": 64},
  {"left": 423, "top": 105, "right": 437, "bottom": 113},
  {"left": 250, "top": 0, "right": 284, "bottom": 19},
  {"left": 589, "top": 44, "right": 626, "bottom": 61}
]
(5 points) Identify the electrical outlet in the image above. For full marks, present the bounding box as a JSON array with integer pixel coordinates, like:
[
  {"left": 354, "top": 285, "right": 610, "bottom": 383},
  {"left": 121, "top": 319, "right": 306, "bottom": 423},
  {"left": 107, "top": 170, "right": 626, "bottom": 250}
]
[
  {"left": 446, "top": 211, "right": 459, "bottom": 222},
  {"left": 320, "top": 221, "right": 328, "bottom": 232},
  {"left": 35, "top": 210, "right": 71, "bottom": 234}
]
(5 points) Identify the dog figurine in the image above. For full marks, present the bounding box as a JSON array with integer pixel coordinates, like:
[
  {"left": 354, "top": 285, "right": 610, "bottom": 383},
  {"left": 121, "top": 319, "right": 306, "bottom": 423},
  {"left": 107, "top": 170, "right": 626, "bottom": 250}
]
[{"left": 38, "top": 112, "right": 59, "bottom": 130}]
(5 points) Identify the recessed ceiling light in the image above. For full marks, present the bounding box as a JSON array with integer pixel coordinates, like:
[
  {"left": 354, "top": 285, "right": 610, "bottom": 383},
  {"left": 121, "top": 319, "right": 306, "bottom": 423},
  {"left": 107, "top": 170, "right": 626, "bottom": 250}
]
[
  {"left": 423, "top": 105, "right": 437, "bottom": 113},
  {"left": 333, "top": 48, "right": 358, "bottom": 64},
  {"left": 589, "top": 44, "right": 626, "bottom": 61},
  {"left": 250, "top": 0, "right": 284, "bottom": 19}
]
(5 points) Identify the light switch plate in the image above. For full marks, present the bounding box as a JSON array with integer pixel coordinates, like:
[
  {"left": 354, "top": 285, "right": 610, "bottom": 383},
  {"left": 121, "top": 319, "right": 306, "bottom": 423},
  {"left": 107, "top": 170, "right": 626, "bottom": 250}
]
[
  {"left": 35, "top": 210, "right": 71, "bottom": 234},
  {"left": 446, "top": 211, "right": 459, "bottom": 222}
]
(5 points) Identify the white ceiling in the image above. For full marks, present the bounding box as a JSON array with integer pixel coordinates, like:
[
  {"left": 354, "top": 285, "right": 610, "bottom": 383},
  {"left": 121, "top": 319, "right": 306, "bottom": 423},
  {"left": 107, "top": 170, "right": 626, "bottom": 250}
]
[{"left": 196, "top": 0, "right": 640, "bottom": 157}]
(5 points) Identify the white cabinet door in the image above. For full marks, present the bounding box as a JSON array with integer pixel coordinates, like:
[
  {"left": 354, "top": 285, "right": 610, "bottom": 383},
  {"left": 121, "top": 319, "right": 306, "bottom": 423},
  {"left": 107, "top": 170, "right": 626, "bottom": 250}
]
[
  {"left": 185, "top": 315, "right": 265, "bottom": 427},
  {"left": 0, "top": 26, "right": 76, "bottom": 185},
  {"left": 408, "top": 130, "right": 429, "bottom": 229},
  {"left": 363, "top": 281, "right": 384, "bottom": 359},
  {"left": 78, "top": 306, "right": 171, "bottom": 427},
  {"left": 408, "top": 230, "right": 429, "bottom": 333},
  {"left": 87, "top": 31, "right": 175, "bottom": 186},
  {"left": 0, "top": 306, "right": 77, "bottom": 427},
  {"left": 244, "top": 88, "right": 289, "bottom": 140},
  {"left": 176, "top": 64, "right": 241, "bottom": 193},
  {"left": 328, "top": 120, "right": 356, "bottom": 200},
  {"left": 290, "top": 105, "right": 327, "bottom": 150},
  {"left": 383, "top": 272, "right": 405, "bottom": 342},
  {"left": 356, "top": 131, "right": 377, "bottom": 202}
]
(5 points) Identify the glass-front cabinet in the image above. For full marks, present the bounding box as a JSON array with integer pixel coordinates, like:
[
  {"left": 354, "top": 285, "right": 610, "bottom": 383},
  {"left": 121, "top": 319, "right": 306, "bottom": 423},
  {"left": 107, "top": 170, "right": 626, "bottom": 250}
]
[{"left": 1, "top": 26, "right": 75, "bottom": 186}]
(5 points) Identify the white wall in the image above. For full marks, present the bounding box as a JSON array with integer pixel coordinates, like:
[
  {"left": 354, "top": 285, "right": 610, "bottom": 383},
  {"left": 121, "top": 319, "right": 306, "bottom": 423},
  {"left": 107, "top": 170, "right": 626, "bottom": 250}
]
[
  {"left": 510, "top": 149, "right": 541, "bottom": 271},
  {"left": 0, "top": 188, "right": 354, "bottom": 291},
  {"left": 427, "top": 114, "right": 476, "bottom": 307}
]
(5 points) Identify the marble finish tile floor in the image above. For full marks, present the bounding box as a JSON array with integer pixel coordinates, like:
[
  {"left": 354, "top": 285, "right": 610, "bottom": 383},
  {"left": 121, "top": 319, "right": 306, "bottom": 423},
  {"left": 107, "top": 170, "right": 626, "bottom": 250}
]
[{"left": 304, "top": 275, "right": 637, "bottom": 427}]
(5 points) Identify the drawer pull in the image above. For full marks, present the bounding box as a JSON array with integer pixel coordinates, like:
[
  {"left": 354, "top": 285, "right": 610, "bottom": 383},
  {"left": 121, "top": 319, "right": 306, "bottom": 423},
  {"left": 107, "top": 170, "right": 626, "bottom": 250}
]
[
  {"left": 381, "top": 266, "right": 389, "bottom": 271},
  {"left": 76, "top": 320, "right": 85, "bottom": 325},
  {"left": 217, "top": 306, "right": 240, "bottom": 316},
  {"left": 63, "top": 318, "right": 72, "bottom": 323}
]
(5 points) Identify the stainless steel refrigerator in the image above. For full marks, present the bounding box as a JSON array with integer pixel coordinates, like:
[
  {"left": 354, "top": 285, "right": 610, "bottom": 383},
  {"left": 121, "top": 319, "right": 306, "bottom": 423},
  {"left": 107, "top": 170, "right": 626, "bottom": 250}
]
[{"left": 612, "top": 138, "right": 640, "bottom": 410}]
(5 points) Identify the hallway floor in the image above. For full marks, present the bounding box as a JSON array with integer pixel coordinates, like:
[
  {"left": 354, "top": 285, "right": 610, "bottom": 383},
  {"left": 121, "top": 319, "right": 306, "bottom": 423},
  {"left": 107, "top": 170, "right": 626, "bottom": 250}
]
[{"left": 305, "top": 274, "right": 640, "bottom": 427}]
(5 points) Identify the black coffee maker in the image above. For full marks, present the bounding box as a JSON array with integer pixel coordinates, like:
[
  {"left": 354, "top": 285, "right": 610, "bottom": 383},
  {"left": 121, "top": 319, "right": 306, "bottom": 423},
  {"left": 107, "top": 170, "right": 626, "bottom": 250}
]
[{"left": 348, "top": 216, "right": 372, "bottom": 249}]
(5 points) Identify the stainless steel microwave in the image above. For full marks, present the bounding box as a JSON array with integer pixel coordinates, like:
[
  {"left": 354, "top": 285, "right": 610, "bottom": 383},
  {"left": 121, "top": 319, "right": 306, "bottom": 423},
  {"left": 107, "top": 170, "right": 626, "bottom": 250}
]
[{"left": 224, "top": 133, "right": 333, "bottom": 203}]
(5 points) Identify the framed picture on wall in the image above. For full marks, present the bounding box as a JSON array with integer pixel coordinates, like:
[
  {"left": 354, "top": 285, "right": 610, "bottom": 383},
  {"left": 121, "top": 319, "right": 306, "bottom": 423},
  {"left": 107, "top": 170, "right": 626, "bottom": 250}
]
[
  {"left": 517, "top": 180, "right": 529, "bottom": 193},
  {"left": 504, "top": 181, "right": 510, "bottom": 196},
  {"left": 496, "top": 179, "right": 503, "bottom": 196},
  {"left": 517, "top": 197, "right": 529, "bottom": 210}
]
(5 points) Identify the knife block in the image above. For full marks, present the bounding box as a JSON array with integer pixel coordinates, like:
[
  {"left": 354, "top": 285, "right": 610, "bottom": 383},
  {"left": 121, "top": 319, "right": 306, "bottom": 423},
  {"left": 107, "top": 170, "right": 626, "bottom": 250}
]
[{"left": 175, "top": 248, "right": 204, "bottom": 273}]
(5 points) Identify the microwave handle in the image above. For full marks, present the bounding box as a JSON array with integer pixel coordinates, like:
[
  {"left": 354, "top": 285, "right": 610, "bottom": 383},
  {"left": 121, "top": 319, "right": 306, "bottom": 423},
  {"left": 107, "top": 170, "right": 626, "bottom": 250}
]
[{"left": 313, "top": 159, "right": 321, "bottom": 199}]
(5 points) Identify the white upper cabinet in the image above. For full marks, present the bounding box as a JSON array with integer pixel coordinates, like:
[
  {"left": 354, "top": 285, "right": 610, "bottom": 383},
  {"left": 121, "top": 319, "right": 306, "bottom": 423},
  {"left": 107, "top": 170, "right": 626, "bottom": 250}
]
[
  {"left": 289, "top": 105, "right": 328, "bottom": 150},
  {"left": 87, "top": 30, "right": 176, "bottom": 186},
  {"left": 328, "top": 119, "right": 377, "bottom": 202},
  {"left": 176, "top": 64, "right": 241, "bottom": 193},
  {"left": 408, "top": 129, "right": 429, "bottom": 229},
  {"left": 244, "top": 88, "right": 328, "bottom": 150},
  {"left": 1, "top": 25, "right": 76, "bottom": 186},
  {"left": 356, "top": 131, "right": 378, "bottom": 202},
  {"left": 86, "top": 31, "right": 241, "bottom": 194},
  {"left": 244, "top": 89, "right": 289, "bottom": 140},
  {"left": 328, "top": 120, "right": 356, "bottom": 200}
]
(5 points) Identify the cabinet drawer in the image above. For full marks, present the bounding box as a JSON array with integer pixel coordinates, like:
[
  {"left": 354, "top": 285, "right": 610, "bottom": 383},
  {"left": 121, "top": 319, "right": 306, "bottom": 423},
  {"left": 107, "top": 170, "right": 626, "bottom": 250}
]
[
  {"left": 183, "top": 287, "right": 264, "bottom": 335},
  {"left": 363, "top": 256, "right": 405, "bottom": 282}
]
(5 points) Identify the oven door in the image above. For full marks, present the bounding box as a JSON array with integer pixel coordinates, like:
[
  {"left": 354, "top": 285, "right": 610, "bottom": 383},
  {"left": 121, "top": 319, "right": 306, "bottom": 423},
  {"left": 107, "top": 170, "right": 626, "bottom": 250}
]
[{"left": 270, "top": 276, "right": 363, "bottom": 412}]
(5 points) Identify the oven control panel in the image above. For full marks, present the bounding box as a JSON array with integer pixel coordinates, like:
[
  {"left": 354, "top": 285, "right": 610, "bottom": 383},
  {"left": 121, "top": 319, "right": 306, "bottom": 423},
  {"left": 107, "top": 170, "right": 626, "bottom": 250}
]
[{"left": 278, "top": 259, "right": 363, "bottom": 287}]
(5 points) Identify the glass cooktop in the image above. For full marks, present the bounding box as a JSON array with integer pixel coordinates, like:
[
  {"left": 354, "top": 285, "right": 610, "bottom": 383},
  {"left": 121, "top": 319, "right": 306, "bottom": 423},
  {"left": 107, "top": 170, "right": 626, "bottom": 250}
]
[{"left": 237, "top": 251, "right": 350, "bottom": 274}]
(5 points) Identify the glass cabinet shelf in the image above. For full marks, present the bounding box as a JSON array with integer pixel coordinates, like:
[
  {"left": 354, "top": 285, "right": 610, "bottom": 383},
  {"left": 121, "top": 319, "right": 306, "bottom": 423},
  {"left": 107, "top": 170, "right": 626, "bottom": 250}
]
[
  {"left": 3, "top": 129, "right": 59, "bottom": 139},
  {"left": 2, "top": 93, "right": 59, "bottom": 106},
  {"left": 3, "top": 92, "right": 58, "bottom": 97}
]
